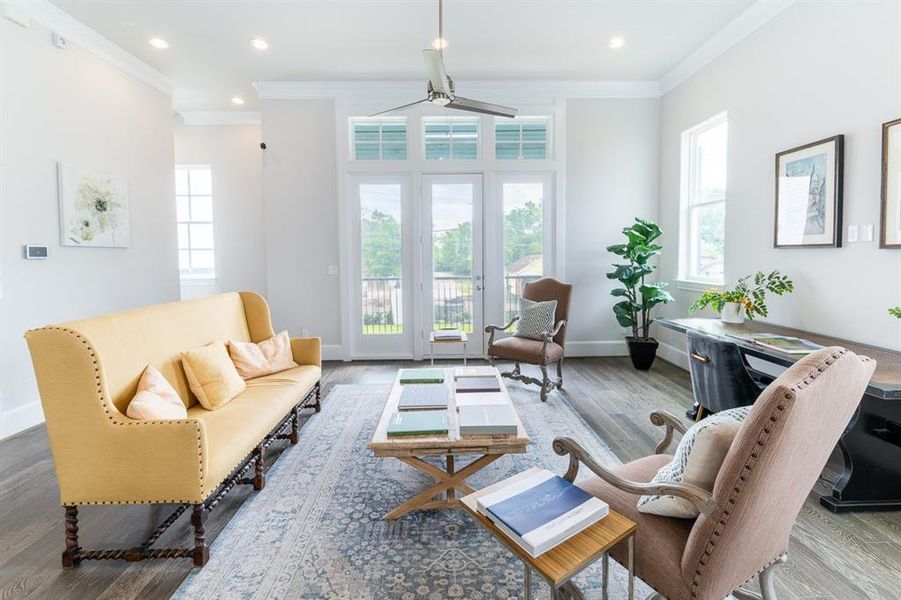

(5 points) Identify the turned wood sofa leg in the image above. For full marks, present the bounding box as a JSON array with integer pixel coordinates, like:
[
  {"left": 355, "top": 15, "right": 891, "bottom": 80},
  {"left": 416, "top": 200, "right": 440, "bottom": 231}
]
[
  {"left": 314, "top": 382, "right": 322, "bottom": 413},
  {"left": 191, "top": 504, "right": 209, "bottom": 568},
  {"left": 253, "top": 446, "right": 266, "bottom": 491},
  {"left": 290, "top": 407, "right": 300, "bottom": 445},
  {"left": 62, "top": 506, "right": 81, "bottom": 569}
]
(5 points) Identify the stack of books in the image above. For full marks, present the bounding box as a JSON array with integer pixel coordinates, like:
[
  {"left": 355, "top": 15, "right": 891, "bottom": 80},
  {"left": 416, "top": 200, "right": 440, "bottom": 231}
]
[
  {"left": 433, "top": 329, "right": 464, "bottom": 341},
  {"left": 477, "top": 468, "right": 609, "bottom": 557},
  {"left": 398, "top": 368, "right": 445, "bottom": 384},
  {"left": 398, "top": 384, "right": 448, "bottom": 411},
  {"left": 454, "top": 366, "right": 497, "bottom": 379},
  {"left": 455, "top": 376, "right": 501, "bottom": 394},
  {"left": 742, "top": 334, "right": 824, "bottom": 355},
  {"left": 386, "top": 410, "right": 448, "bottom": 437},
  {"left": 458, "top": 404, "right": 517, "bottom": 436}
]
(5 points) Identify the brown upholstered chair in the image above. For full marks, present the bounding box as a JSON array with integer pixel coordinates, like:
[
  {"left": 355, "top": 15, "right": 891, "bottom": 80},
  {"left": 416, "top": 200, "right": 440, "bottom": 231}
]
[
  {"left": 553, "top": 347, "right": 875, "bottom": 600},
  {"left": 485, "top": 277, "right": 573, "bottom": 402}
]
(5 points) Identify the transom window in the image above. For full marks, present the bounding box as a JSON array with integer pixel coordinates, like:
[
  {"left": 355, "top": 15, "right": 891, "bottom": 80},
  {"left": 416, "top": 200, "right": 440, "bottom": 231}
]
[
  {"left": 495, "top": 117, "right": 550, "bottom": 160},
  {"left": 175, "top": 165, "right": 215, "bottom": 280},
  {"left": 679, "top": 112, "right": 727, "bottom": 284},
  {"left": 423, "top": 117, "right": 478, "bottom": 160},
  {"left": 351, "top": 118, "right": 407, "bottom": 160}
]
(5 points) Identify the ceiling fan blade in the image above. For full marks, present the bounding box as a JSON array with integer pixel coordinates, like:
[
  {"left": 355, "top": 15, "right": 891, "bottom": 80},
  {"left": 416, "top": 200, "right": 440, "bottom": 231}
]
[
  {"left": 368, "top": 99, "right": 429, "bottom": 117},
  {"left": 422, "top": 49, "right": 451, "bottom": 94},
  {"left": 446, "top": 96, "right": 519, "bottom": 118}
]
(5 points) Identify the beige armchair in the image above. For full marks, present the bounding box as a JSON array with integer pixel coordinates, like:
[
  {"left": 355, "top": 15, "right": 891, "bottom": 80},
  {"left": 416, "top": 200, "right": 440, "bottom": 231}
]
[{"left": 553, "top": 347, "right": 875, "bottom": 600}]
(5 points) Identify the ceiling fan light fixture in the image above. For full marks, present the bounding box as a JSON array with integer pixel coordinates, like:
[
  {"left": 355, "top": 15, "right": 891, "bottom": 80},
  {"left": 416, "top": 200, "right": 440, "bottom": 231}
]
[{"left": 431, "top": 96, "right": 451, "bottom": 106}]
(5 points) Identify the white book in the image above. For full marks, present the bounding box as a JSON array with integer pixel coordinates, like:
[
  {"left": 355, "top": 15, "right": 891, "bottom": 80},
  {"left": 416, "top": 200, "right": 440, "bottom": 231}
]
[
  {"left": 454, "top": 366, "right": 499, "bottom": 379},
  {"left": 454, "top": 392, "right": 506, "bottom": 408},
  {"left": 477, "top": 468, "right": 609, "bottom": 557},
  {"left": 458, "top": 404, "right": 518, "bottom": 436}
]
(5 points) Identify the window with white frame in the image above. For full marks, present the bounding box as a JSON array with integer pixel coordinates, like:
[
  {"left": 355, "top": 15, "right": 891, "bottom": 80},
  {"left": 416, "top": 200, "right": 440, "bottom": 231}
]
[
  {"left": 423, "top": 117, "right": 478, "bottom": 160},
  {"left": 679, "top": 112, "right": 727, "bottom": 284},
  {"left": 175, "top": 165, "right": 215, "bottom": 280},
  {"left": 351, "top": 117, "right": 407, "bottom": 160},
  {"left": 495, "top": 117, "right": 550, "bottom": 160}
]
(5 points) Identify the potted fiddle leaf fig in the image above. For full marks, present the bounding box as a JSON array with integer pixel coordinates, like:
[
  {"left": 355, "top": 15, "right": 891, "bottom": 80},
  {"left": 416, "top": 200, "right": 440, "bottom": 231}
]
[
  {"left": 890, "top": 307, "right": 901, "bottom": 319},
  {"left": 689, "top": 270, "right": 794, "bottom": 323},
  {"left": 606, "top": 218, "right": 673, "bottom": 370}
]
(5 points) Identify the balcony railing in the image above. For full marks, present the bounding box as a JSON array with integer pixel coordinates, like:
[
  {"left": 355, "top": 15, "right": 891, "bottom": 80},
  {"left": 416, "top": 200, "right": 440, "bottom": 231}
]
[{"left": 361, "top": 274, "right": 541, "bottom": 335}]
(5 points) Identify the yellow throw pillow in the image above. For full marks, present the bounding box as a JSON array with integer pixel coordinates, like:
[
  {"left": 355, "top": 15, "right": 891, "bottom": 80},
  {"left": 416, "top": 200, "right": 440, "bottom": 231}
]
[
  {"left": 228, "top": 331, "right": 298, "bottom": 379},
  {"left": 182, "top": 341, "right": 247, "bottom": 410},
  {"left": 125, "top": 365, "right": 188, "bottom": 420}
]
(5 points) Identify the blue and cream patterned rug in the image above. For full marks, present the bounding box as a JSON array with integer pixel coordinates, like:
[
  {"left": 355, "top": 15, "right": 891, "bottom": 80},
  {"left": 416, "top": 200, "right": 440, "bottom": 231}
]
[{"left": 173, "top": 383, "right": 652, "bottom": 599}]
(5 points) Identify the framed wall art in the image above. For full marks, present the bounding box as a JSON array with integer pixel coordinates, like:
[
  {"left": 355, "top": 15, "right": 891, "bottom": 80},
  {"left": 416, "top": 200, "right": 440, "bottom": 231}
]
[
  {"left": 58, "top": 162, "right": 130, "bottom": 248},
  {"left": 774, "top": 135, "right": 843, "bottom": 248},
  {"left": 881, "top": 118, "right": 901, "bottom": 248}
]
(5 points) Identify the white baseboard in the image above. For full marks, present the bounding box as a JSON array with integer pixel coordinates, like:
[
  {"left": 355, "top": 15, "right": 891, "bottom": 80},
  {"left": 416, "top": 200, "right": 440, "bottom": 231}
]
[
  {"left": 657, "top": 341, "right": 689, "bottom": 370},
  {"left": 1, "top": 401, "right": 45, "bottom": 439},
  {"left": 565, "top": 340, "right": 628, "bottom": 357}
]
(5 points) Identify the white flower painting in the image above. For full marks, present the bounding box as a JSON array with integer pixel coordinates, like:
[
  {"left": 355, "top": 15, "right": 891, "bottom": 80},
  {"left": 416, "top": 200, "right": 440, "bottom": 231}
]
[{"left": 58, "top": 162, "right": 130, "bottom": 247}]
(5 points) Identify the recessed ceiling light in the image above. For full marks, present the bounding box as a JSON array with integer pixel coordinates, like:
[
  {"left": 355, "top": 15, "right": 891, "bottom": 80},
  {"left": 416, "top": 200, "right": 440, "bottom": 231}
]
[
  {"left": 608, "top": 37, "right": 625, "bottom": 50},
  {"left": 249, "top": 37, "right": 269, "bottom": 50},
  {"left": 431, "top": 37, "right": 448, "bottom": 50},
  {"left": 149, "top": 37, "right": 169, "bottom": 49},
  {"left": 231, "top": 96, "right": 246, "bottom": 105}
]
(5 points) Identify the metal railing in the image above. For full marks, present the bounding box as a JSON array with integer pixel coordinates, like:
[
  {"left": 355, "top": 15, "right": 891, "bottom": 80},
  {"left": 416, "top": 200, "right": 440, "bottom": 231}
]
[{"left": 361, "top": 274, "right": 541, "bottom": 334}]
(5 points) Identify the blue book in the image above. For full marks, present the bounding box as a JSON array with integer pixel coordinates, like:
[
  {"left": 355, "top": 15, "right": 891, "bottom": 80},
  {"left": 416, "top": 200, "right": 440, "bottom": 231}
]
[{"left": 477, "top": 468, "right": 608, "bottom": 557}]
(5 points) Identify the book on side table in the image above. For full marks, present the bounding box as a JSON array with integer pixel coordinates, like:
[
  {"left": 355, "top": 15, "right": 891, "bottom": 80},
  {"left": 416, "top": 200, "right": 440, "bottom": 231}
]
[{"left": 476, "top": 468, "right": 609, "bottom": 557}]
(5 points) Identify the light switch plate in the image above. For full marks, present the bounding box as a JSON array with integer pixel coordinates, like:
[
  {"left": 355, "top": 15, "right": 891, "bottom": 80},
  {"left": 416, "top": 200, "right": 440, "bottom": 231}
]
[
  {"left": 847, "top": 225, "right": 859, "bottom": 243},
  {"left": 327, "top": 265, "right": 338, "bottom": 275},
  {"left": 862, "top": 224, "right": 874, "bottom": 242}
]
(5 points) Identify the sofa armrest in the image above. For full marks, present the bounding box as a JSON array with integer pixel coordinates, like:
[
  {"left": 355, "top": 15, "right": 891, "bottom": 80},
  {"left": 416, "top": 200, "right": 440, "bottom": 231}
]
[{"left": 291, "top": 337, "right": 321, "bottom": 367}]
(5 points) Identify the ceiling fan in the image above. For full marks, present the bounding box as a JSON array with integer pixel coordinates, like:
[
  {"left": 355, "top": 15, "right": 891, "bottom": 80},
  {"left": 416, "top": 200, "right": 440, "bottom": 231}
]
[{"left": 370, "top": 0, "right": 518, "bottom": 118}]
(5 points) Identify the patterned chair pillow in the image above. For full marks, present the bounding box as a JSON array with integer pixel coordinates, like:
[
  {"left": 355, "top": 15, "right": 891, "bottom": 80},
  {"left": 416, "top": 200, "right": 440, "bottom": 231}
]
[
  {"left": 515, "top": 298, "right": 558, "bottom": 341},
  {"left": 637, "top": 406, "right": 752, "bottom": 518}
]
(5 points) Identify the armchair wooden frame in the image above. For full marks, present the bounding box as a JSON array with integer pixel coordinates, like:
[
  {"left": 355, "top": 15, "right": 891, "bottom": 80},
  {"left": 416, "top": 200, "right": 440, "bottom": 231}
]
[
  {"left": 552, "top": 409, "right": 788, "bottom": 600},
  {"left": 485, "top": 317, "right": 567, "bottom": 402}
]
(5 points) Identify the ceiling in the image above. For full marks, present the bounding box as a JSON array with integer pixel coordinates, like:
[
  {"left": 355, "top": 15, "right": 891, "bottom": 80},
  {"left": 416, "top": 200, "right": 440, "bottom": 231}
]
[{"left": 51, "top": 0, "right": 756, "bottom": 111}]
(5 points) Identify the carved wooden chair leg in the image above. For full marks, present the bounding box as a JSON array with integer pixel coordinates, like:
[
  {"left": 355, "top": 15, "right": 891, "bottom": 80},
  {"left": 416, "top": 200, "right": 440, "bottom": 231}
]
[
  {"left": 191, "top": 504, "right": 209, "bottom": 567},
  {"left": 539, "top": 364, "right": 550, "bottom": 402},
  {"left": 62, "top": 505, "right": 81, "bottom": 569},
  {"left": 556, "top": 359, "right": 564, "bottom": 389},
  {"left": 734, "top": 554, "right": 787, "bottom": 600},
  {"left": 253, "top": 446, "right": 266, "bottom": 491}
]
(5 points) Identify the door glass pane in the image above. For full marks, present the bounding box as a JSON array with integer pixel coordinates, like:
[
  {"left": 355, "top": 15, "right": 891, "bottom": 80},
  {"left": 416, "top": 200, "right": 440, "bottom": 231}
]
[
  {"left": 503, "top": 182, "right": 544, "bottom": 323},
  {"left": 360, "top": 184, "right": 403, "bottom": 335},
  {"left": 431, "top": 184, "right": 474, "bottom": 333}
]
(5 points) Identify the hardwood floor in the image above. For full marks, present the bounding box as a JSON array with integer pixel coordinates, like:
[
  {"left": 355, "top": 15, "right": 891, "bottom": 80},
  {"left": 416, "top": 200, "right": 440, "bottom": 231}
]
[{"left": 0, "top": 357, "right": 898, "bottom": 599}]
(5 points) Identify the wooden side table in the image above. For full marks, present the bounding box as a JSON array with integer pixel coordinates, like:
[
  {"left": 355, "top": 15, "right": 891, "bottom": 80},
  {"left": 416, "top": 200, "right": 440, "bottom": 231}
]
[
  {"left": 461, "top": 468, "right": 637, "bottom": 600},
  {"left": 429, "top": 331, "right": 468, "bottom": 365}
]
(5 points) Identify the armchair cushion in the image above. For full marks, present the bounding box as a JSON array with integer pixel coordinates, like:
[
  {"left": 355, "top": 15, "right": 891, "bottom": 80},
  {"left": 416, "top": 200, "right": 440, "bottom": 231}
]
[
  {"left": 638, "top": 406, "right": 750, "bottom": 518},
  {"left": 489, "top": 335, "right": 564, "bottom": 364},
  {"left": 577, "top": 454, "right": 693, "bottom": 600},
  {"left": 514, "top": 298, "right": 557, "bottom": 341}
]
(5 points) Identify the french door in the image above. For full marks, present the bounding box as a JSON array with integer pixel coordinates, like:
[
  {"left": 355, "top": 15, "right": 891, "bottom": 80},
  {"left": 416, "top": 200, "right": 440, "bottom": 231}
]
[{"left": 421, "top": 174, "right": 484, "bottom": 357}]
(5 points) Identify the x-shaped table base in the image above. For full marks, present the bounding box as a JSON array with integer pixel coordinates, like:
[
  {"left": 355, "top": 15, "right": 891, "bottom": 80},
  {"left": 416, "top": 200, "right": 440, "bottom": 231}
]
[{"left": 383, "top": 453, "right": 504, "bottom": 520}]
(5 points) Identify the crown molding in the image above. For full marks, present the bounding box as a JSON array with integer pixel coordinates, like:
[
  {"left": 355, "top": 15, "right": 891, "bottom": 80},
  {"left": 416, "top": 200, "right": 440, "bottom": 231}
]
[
  {"left": 253, "top": 80, "right": 661, "bottom": 103},
  {"left": 659, "top": 0, "right": 795, "bottom": 95},
  {"left": 6, "top": 0, "right": 175, "bottom": 96},
  {"left": 178, "top": 111, "right": 262, "bottom": 126}
]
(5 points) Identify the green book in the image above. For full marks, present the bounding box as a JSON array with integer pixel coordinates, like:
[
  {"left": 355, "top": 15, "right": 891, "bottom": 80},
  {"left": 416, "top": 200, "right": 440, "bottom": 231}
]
[
  {"left": 386, "top": 410, "right": 448, "bottom": 436},
  {"left": 398, "top": 368, "right": 445, "bottom": 384}
]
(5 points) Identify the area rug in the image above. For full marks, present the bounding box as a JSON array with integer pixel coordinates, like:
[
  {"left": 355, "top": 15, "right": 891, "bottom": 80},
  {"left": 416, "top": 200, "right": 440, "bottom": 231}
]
[{"left": 173, "top": 383, "right": 652, "bottom": 599}]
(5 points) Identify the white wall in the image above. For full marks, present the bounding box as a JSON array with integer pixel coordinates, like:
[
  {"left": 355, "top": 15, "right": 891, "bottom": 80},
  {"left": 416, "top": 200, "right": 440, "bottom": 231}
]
[
  {"left": 260, "top": 100, "right": 342, "bottom": 349},
  {"left": 0, "top": 19, "right": 179, "bottom": 437},
  {"left": 565, "top": 98, "right": 661, "bottom": 354},
  {"left": 174, "top": 122, "right": 267, "bottom": 300},
  {"left": 656, "top": 0, "right": 901, "bottom": 357}
]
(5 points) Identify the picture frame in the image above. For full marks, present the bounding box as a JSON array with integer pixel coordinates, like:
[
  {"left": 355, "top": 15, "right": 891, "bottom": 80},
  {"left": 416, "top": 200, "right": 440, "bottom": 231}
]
[
  {"left": 774, "top": 135, "right": 843, "bottom": 248},
  {"left": 58, "top": 162, "right": 130, "bottom": 248},
  {"left": 880, "top": 118, "right": 901, "bottom": 248}
]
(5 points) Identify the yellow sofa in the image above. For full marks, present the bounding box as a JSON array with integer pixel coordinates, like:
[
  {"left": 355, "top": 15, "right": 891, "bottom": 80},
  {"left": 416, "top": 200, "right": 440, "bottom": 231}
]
[{"left": 25, "top": 291, "right": 321, "bottom": 568}]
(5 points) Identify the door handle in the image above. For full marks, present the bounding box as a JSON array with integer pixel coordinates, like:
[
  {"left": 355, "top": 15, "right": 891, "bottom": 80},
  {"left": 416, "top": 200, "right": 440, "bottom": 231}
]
[
  {"left": 690, "top": 352, "right": 710, "bottom": 363},
  {"left": 475, "top": 285, "right": 483, "bottom": 291}
]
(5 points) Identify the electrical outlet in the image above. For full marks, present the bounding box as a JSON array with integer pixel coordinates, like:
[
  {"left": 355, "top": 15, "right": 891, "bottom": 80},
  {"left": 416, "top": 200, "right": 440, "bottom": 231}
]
[
  {"left": 327, "top": 265, "right": 338, "bottom": 276},
  {"left": 847, "top": 225, "right": 859, "bottom": 243},
  {"left": 862, "top": 224, "right": 874, "bottom": 242}
]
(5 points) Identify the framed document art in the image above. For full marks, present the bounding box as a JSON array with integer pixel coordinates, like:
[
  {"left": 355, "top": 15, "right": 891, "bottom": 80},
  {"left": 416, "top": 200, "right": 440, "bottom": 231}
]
[
  {"left": 881, "top": 118, "right": 901, "bottom": 248},
  {"left": 774, "top": 135, "right": 843, "bottom": 248}
]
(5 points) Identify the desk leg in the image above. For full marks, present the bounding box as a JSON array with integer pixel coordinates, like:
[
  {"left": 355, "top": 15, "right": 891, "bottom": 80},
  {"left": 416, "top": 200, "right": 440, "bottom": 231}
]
[
  {"left": 628, "top": 535, "right": 634, "bottom": 600},
  {"left": 523, "top": 562, "right": 531, "bottom": 600},
  {"left": 602, "top": 553, "right": 608, "bottom": 600}
]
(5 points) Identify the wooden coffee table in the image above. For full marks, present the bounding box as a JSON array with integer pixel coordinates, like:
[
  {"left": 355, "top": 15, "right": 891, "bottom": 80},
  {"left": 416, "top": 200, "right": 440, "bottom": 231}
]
[
  {"left": 369, "top": 367, "right": 531, "bottom": 520},
  {"left": 461, "top": 468, "right": 637, "bottom": 600}
]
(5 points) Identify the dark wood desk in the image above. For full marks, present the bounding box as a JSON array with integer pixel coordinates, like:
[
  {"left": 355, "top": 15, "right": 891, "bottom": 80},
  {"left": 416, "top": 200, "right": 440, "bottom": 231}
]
[{"left": 657, "top": 318, "right": 901, "bottom": 513}]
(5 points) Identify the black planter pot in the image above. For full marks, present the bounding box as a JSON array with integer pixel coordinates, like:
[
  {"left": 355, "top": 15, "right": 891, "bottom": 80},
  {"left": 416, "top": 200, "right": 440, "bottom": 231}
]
[{"left": 626, "top": 337, "right": 659, "bottom": 370}]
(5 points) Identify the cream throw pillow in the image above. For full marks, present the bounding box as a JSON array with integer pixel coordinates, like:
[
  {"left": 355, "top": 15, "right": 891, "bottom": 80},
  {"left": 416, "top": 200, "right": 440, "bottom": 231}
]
[
  {"left": 637, "top": 406, "right": 751, "bottom": 518},
  {"left": 125, "top": 365, "right": 188, "bottom": 420},
  {"left": 182, "top": 341, "right": 247, "bottom": 410},
  {"left": 228, "top": 331, "right": 298, "bottom": 379}
]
